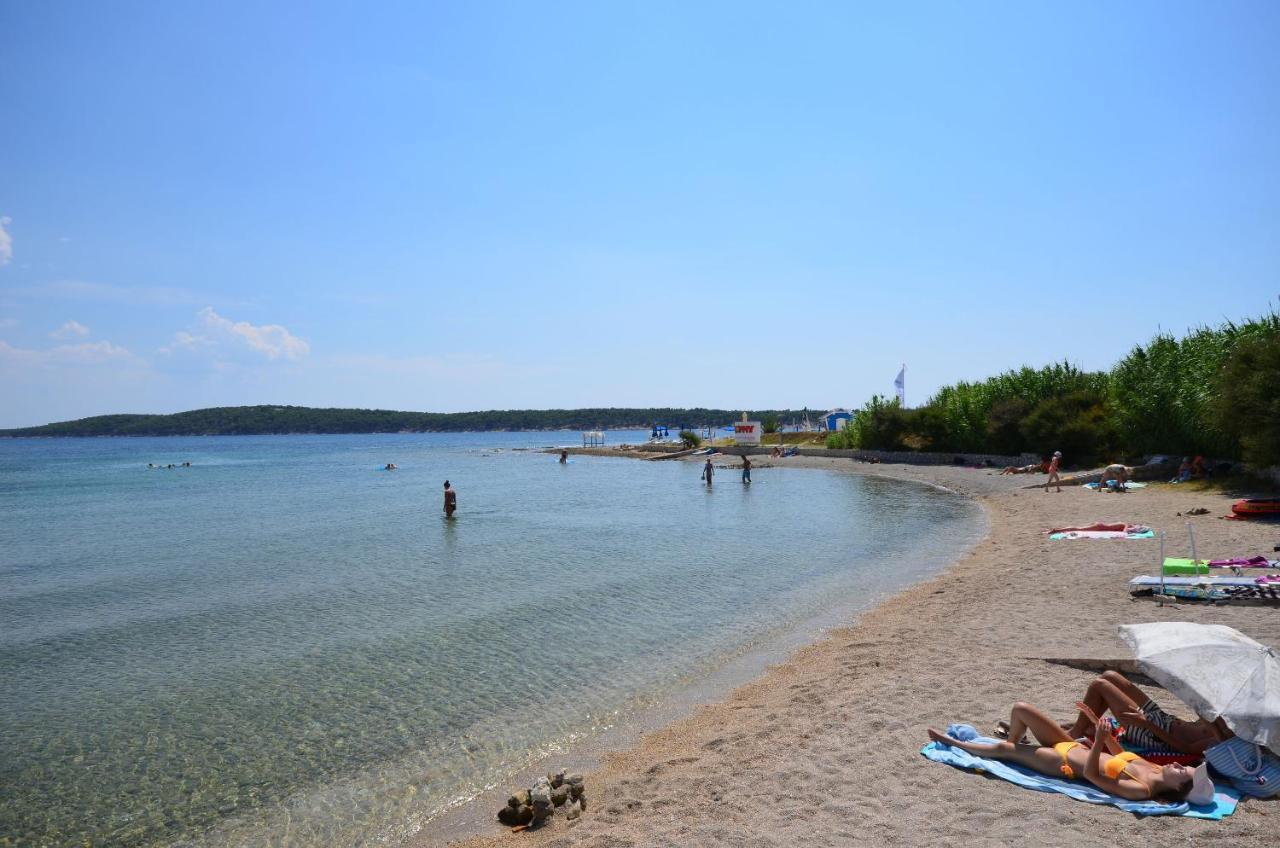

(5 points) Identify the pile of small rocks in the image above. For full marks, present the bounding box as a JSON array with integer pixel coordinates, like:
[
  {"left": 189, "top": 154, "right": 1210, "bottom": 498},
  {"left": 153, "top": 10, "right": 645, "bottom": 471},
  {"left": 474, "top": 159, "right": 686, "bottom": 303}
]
[{"left": 497, "top": 769, "right": 586, "bottom": 830}]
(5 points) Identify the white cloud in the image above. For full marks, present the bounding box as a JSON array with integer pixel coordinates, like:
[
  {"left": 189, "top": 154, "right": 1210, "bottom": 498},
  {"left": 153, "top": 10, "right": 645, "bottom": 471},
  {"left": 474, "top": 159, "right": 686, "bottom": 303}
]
[
  {"left": 13, "top": 280, "right": 204, "bottom": 305},
  {"left": 0, "top": 339, "right": 143, "bottom": 368},
  {"left": 50, "top": 320, "right": 91, "bottom": 339},
  {"left": 0, "top": 216, "right": 12, "bottom": 266},
  {"left": 161, "top": 307, "right": 309, "bottom": 361}
]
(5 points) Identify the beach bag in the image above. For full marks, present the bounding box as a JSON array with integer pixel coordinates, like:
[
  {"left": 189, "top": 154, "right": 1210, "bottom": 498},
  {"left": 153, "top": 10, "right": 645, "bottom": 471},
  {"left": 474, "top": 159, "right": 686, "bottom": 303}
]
[{"left": 1203, "top": 737, "right": 1280, "bottom": 798}]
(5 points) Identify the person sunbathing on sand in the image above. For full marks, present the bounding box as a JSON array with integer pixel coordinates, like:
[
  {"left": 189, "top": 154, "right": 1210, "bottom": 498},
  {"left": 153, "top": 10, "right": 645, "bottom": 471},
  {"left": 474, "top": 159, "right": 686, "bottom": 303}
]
[
  {"left": 1061, "top": 671, "right": 1223, "bottom": 754},
  {"left": 928, "top": 702, "right": 1198, "bottom": 803},
  {"left": 1047, "top": 522, "right": 1146, "bottom": 534},
  {"left": 1000, "top": 463, "right": 1041, "bottom": 475},
  {"left": 1052, "top": 671, "right": 1280, "bottom": 799},
  {"left": 1097, "top": 463, "right": 1129, "bottom": 492}
]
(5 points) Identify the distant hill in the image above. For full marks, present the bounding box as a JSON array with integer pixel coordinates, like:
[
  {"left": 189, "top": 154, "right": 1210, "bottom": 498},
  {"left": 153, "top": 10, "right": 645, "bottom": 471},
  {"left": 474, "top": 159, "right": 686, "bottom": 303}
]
[{"left": 0, "top": 405, "right": 819, "bottom": 437}]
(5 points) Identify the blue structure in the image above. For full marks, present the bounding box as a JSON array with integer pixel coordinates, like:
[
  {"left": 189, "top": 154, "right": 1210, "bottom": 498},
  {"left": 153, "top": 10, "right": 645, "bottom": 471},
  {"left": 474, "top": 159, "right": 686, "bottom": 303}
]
[{"left": 822, "top": 409, "right": 853, "bottom": 431}]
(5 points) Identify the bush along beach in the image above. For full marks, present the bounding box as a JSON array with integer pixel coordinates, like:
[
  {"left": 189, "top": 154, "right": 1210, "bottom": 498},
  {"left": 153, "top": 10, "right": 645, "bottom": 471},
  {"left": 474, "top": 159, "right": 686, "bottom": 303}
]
[{"left": 828, "top": 310, "right": 1280, "bottom": 468}]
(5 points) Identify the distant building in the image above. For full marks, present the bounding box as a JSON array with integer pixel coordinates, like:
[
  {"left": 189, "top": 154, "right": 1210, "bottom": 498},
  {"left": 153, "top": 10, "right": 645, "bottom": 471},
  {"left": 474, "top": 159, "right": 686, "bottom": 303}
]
[{"left": 822, "top": 409, "right": 853, "bottom": 431}]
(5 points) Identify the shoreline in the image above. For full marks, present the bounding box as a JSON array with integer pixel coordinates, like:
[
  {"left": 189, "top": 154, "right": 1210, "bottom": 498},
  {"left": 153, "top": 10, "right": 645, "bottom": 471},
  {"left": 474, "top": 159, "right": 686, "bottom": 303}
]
[
  {"left": 419, "top": 458, "right": 988, "bottom": 845},
  {"left": 432, "top": 452, "right": 1278, "bottom": 847}
]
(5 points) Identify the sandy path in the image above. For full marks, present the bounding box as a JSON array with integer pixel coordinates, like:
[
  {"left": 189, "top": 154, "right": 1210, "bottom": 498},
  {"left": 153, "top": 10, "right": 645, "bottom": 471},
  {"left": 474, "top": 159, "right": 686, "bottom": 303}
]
[{"left": 437, "top": 458, "right": 1278, "bottom": 848}]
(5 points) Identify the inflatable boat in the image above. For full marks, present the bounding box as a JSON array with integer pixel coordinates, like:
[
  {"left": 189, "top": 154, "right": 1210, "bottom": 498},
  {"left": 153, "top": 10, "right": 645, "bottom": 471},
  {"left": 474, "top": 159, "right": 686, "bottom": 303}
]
[{"left": 1231, "top": 498, "right": 1280, "bottom": 518}]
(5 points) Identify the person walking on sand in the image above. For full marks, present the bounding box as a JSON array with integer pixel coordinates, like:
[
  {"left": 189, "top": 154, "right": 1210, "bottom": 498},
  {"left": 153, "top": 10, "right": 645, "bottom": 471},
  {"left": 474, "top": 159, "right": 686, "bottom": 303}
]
[
  {"left": 1045, "top": 450, "right": 1062, "bottom": 493},
  {"left": 443, "top": 480, "right": 457, "bottom": 518},
  {"left": 701, "top": 458, "right": 714, "bottom": 486},
  {"left": 741, "top": 455, "right": 751, "bottom": 484}
]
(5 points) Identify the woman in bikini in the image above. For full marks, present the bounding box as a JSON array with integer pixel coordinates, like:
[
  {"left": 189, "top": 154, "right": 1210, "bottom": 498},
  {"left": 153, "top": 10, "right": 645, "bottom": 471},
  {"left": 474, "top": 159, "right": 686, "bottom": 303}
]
[{"left": 928, "top": 701, "right": 1196, "bottom": 802}]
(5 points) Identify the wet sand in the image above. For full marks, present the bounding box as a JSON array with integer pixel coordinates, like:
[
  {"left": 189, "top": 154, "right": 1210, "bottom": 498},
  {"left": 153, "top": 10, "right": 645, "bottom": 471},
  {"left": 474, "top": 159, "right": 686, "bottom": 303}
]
[{"left": 437, "top": 456, "right": 1278, "bottom": 847}]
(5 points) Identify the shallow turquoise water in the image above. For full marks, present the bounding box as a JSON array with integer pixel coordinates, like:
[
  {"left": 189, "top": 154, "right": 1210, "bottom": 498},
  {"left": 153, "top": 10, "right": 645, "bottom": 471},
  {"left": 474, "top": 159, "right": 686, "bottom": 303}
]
[{"left": 0, "top": 433, "right": 982, "bottom": 847}]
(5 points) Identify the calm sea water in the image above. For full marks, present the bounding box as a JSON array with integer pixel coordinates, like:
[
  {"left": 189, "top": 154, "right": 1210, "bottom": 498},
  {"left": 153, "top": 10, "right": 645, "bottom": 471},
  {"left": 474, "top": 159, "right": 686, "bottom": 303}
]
[{"left": 0, "top": 433, "right": 983, "bottom": 847}]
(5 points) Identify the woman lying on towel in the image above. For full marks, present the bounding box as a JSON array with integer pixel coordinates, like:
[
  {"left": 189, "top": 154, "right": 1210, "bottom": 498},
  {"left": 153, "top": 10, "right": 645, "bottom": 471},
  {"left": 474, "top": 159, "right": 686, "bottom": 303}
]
[
  {"left": 928, "top": 701, "right": 1197, "bottom": 802},
  {"left": 1047, "top": 522, "right": 1147, "bottom": 534}
]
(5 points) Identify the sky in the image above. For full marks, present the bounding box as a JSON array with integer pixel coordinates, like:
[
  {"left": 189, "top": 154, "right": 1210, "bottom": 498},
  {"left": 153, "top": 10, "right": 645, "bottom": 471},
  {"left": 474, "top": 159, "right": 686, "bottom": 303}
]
[{"left": 1, "top": 1, "right": 1277, "bottom": 428}]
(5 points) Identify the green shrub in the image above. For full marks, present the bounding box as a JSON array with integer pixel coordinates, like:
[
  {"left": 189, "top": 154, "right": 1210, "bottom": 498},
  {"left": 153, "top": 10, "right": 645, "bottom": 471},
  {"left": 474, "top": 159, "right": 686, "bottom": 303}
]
[
  {"left": 904, "top": 405, "right": 952, "bottom": 452},
  {"left": 678, "top": 430, "right": 702, "bottom": 448},
  {"left": 762, "top": 415, "right": 779, "bottom": 434},
  {"left": 986, "top": 398, "right": 1032, "bottom": 456},
  {"left": 1020, "top": 390, "right": 1116, "bottom": 467},
  {"left": 851, "top": 395, "right": 913, "bottom": 451},
  {"left": 1111, "top": 312, "right": 1279, "bottom": 458},
  {"left": 1213, "top": 330, "right": 1280, "bottom": 467},
  {"left": 927, "top": 363, "right": 1110, "bottom": 452}
]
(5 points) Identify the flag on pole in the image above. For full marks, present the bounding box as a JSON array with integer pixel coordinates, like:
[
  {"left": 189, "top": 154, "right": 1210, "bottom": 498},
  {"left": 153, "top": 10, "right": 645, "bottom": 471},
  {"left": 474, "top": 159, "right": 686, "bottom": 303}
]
[{"left": 894, "top": 365, "right": 905, "bottom": 407}]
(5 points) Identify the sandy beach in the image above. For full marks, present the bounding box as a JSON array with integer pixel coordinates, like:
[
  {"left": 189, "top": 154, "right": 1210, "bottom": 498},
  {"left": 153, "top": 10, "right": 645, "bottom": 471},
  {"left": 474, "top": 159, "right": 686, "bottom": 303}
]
[{"left": 439, "top": 454, "right": 1278, "bottom": 848}]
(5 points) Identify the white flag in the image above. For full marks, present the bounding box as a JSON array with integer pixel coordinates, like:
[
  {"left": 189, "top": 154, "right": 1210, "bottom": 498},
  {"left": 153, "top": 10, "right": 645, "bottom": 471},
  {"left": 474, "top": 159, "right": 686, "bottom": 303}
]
[{"left": 894, "top": 365, "right": 905, "bottom": 406}]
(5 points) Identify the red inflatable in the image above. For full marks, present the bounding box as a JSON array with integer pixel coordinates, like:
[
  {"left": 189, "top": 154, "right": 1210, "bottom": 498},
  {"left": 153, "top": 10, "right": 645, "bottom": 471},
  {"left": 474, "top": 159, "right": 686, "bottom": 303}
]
[{"left": 1231, "top": 498, "right": 1280, "bottom": 518}]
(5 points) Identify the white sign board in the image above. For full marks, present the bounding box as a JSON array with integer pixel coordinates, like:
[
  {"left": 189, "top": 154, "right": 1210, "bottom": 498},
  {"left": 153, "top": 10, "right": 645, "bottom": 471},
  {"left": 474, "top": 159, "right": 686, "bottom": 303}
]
[{"left": 733, "top": 421, "right": 763, "bottom": 445}]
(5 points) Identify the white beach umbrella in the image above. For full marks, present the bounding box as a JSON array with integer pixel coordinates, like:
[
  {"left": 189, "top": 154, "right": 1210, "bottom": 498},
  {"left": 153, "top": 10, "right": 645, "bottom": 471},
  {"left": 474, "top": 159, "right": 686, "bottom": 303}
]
[{"left": 1118, "top": 622, "right": 1280, "bottom": 749}]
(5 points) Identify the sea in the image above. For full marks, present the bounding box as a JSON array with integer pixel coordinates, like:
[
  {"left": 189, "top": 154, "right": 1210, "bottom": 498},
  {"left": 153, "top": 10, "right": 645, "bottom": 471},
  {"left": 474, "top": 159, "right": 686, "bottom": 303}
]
[{"left": 0, "top": 432, "right": 985, "bottom": 847}]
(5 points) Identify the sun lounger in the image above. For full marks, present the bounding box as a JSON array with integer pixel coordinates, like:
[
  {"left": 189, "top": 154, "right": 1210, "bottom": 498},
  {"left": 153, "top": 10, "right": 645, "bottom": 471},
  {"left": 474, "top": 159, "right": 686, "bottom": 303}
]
[
  {"left": 1129, "top": 575, "right": 1280, "bottom": 602},
  {"left": 1163, "top": 556, "right": 1278, "bottom": 575}
]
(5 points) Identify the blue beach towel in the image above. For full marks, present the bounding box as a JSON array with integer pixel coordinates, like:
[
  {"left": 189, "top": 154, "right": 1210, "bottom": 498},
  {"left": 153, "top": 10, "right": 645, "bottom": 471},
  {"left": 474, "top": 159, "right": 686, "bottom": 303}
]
[{"left": 922, "top": 725, "right": 1240, "bottom": 819}]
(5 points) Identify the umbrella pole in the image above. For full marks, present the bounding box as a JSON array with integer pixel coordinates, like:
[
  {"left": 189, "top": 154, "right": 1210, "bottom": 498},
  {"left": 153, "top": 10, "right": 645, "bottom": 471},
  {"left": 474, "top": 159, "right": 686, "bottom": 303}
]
[
  {"left": 1187, "top": 522, "right": 1201, "bottom": 574},
  {"left": 1159, "top": 531, "right": 1166, "bottom": 605}
]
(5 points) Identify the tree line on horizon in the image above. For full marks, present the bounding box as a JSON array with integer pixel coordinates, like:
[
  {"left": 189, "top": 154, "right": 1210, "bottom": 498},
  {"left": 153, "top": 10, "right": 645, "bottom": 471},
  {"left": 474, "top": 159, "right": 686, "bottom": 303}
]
[
  {"left": 826, "top": 309, "right": 1280, "bottom": 468},
  {"left": 0, "top": 406, "right": 818, "bottom": 438}
]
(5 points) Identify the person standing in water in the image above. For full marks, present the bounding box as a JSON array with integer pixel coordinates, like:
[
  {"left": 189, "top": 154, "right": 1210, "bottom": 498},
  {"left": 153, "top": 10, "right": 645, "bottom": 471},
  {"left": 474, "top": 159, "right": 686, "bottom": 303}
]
[
  {"left": 559, "top": 450, "right": 568, "bottom": 464},
  {"left": 702, "top": 458, "right": 714, "bottom": 486},
  {"left": 443, "top": 480, "right": 457, "bottom": 518},
  {"left": 741, "top": 455, "right": 751, "bottom": 484}
]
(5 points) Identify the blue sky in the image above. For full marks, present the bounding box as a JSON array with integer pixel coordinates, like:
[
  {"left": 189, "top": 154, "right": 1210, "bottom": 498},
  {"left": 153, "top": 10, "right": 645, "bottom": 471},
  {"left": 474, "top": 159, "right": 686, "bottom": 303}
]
[{"left": 1, "top": 1, "right": 1276, "bottom": 428}]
